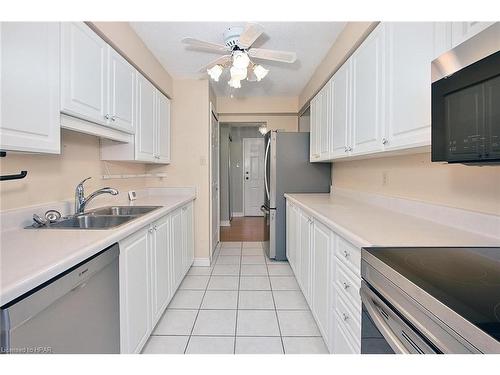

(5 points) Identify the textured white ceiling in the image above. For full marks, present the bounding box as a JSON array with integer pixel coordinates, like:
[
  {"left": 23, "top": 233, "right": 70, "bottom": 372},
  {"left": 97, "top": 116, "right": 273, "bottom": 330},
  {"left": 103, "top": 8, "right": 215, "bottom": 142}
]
[{"left": 130, "top": 22, "right": 346, "bottom": 97}]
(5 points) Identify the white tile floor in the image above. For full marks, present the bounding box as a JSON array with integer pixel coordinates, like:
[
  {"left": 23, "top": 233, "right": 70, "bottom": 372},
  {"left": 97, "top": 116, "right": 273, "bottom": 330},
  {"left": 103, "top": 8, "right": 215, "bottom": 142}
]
[{"left": 142, "top": 241, "right": 329, "bottom": 354}]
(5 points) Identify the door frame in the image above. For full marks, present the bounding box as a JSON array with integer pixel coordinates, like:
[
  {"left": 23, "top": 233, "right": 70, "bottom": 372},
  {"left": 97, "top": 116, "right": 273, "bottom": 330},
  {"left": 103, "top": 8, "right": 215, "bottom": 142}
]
[
  {"left": 209, "top": 102, "right": 220, "bottom": 259},
  {"left": 242, "top": 137, "right": 265, "bottom": 217}
]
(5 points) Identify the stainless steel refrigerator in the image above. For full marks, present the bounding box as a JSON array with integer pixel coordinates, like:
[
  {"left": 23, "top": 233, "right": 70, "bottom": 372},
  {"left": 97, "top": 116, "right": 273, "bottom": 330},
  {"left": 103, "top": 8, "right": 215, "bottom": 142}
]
[{"left": 262, "top": 131, "right": 331, "bottom": 260}]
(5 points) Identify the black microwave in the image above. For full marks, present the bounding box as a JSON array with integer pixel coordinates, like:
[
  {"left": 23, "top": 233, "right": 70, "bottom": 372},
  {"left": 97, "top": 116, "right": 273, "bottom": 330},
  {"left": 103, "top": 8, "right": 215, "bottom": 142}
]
[{"left": 431, "top": 24, "right": 500, "bottom": 164}]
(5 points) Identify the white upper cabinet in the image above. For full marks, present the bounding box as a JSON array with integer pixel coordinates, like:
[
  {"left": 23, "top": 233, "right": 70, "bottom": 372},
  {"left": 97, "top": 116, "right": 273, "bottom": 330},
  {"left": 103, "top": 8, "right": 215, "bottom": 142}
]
[
  {"left": 319, "top": 82, "right": 331, "bottom": 160},
  {"left": 61, "top": 22, "right": 108, "bottom": 125},
  {"left": 108, "top": 46, "right": 136, "bottom": 134},
  {"left": 309, "top": 95, "right": 320, "bottom": 161},
  {"left": 136, "top": 73, "right": 156, "bottom": 162},
  {"left": 330, "top": 62, "right": 350, "bottom": 159},
  {"left": 451, "top": 22, "right": 495, "bottom": 48},
  {"left": 0, "top": 22, "right": 60, "bottom": 154},
  {"left": 384, "top": 22, "right": 435, "bottom": 151},
  {"left": 156, "top": 90, "right": 171, "bottom": 163},
  {"left": 350, "top": 23, "right": 385, "bottom": 156}
]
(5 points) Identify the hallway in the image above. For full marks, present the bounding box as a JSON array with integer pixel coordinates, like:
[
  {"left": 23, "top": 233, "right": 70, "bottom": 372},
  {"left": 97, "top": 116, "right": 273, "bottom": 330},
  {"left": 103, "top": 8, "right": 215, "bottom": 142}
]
[{"left": 220, "top": 217, "right": 266, "bottom": 242}]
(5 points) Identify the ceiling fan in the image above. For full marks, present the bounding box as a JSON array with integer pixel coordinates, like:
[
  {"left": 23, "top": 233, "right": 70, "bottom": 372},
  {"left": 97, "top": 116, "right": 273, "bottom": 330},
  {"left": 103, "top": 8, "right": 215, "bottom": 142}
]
[{"left": 181, "top": 23, "right": 297, "bottom": 89}]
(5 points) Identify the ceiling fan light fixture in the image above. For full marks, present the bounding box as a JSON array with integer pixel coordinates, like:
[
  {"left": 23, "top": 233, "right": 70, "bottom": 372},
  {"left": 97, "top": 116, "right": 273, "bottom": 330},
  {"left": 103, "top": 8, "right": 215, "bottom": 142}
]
[
  {"left": 228, "top": 78, "right": 242, "bottom": 89},
  {"left": 232, "top": 51, "right": 250, "bottom": 69},
  {"left": 253, "top": 64, "right": 269, "bottom": 81},
  {"left": 258, "top": 124, "right": 268, "bottom": 135},
  {"left": 230, "top": 65, "right": 247, "bottom": 81},
  {"left": 207, "top": 64, "right": 223, "bottom": 82}
]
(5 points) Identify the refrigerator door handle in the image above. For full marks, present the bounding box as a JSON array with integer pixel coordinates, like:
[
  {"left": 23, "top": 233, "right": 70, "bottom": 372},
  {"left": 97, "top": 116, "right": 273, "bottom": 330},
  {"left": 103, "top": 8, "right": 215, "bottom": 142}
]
[
  {"left": 264, "top": 137, "right": 271, "bottom": 202},
  {"left": 260, "top": 205, "right": 270, "bottom": 214}
]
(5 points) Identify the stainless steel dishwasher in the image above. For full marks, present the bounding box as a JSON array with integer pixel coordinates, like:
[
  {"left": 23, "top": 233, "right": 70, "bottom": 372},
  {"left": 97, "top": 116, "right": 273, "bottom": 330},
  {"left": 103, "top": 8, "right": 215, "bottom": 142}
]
[{"left": 0, "top": 244, "right": 120, "bottom": 354}]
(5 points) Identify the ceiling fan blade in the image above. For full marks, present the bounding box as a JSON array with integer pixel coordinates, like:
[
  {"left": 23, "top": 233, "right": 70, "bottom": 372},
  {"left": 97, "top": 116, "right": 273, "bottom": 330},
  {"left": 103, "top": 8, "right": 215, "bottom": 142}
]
[
  {"left": 199, "top": 55, "right": 232, "bottom": 73},
  {"left": 247, "top": 66, "right": 257, "bottom": 81},
  {"left": 238, "top": 23, "right": 264, "bottom": 49},
  {"left": 182, "top": 37, "right": 228, "bottom": 53},
  {"left": 249, "top": 48, "right": 297, "bottom": 64}
]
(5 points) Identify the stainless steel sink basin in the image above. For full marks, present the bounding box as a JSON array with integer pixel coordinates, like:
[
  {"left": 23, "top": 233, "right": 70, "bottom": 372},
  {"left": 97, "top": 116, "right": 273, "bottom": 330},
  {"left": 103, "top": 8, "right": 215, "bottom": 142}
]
[
  {"left": 87, "top": 206, "right": 161, "bottom": 216},
  {"left": 48, "top": 215, "right": 135, "bottom": 229}
]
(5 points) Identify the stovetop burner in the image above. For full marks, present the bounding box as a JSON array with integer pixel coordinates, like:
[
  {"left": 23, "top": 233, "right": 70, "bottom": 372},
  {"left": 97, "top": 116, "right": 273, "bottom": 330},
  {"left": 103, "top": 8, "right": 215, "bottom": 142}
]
[{"left": 364, "top": 247, "right": 500, "bottom": 341}]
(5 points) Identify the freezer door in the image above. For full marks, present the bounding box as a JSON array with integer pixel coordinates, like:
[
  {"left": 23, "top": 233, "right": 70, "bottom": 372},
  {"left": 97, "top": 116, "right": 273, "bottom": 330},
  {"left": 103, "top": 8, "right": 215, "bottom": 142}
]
[{"left": 261, "top": 205, "right": 275, "bottom": 259}]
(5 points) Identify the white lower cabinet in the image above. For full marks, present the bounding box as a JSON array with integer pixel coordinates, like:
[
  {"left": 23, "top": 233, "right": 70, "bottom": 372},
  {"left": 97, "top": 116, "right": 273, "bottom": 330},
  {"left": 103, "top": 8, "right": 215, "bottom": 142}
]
[
  {"left": 119, "top": 227, "right": 151, "bottom": 354},
  {"left": 286, "top": 199, "right": 363, "bottom": 354},
  {"left": 119, "top": 201, "right": 194, "bottom": 353}
]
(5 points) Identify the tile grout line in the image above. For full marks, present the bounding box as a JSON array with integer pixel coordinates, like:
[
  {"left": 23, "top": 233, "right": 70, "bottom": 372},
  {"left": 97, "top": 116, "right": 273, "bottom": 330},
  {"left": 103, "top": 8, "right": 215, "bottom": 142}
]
[
  {"left": 183, "top": 242, "right": 220, "bottom": 354},
  {"left": 264, "top": 248, "right": 286, "bottom": 354},
  {"left": 233, "top": 242, "right": 243, "bottom": 354}
]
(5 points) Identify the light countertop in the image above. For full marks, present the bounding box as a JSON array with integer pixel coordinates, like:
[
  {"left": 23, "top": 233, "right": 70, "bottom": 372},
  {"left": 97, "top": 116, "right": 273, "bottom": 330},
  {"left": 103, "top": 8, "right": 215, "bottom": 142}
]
[
  {"left": 285, "top": 193, "right": 500, "bottom": 250},
  {"left": 0, "top": 191, "right": 195, "bottom": 306}
]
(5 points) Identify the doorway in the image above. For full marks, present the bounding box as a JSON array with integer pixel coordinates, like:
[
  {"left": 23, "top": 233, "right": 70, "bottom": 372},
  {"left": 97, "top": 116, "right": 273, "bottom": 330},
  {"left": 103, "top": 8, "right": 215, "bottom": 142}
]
[
  {"left": 219, "top": 123, "right": 266, "bottom": 242},
  {"left": 210, "top": 107, "right": 219, "bottom": 257}
]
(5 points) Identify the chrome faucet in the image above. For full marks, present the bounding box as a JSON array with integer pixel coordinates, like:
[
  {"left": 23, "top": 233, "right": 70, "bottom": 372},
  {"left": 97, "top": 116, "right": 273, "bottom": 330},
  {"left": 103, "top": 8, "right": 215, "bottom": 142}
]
[{"left": 75, "top": 177, "right": 119, "bottom": 214}]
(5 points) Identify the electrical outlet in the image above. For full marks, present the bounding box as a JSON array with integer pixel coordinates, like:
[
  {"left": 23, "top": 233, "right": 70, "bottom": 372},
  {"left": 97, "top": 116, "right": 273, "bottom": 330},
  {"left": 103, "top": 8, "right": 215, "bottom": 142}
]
[{"left": 382, "top": 171, "right": 388, "bottom": 186}]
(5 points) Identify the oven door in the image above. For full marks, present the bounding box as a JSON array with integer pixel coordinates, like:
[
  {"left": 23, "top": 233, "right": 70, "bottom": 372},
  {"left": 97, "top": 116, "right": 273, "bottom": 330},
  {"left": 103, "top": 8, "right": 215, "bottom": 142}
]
[{"left": 361, "top": 281, "right": 439, "bottom": 354}]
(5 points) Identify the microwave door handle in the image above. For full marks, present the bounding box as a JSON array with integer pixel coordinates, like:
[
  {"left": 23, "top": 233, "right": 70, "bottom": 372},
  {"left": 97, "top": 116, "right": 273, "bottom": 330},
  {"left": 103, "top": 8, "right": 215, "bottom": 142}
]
[
  {"left": 360, "top": 283, "right": 411, "bottom": 354},
  {"left": 264, "top": 138, "right": 271, "bottom": 202}
]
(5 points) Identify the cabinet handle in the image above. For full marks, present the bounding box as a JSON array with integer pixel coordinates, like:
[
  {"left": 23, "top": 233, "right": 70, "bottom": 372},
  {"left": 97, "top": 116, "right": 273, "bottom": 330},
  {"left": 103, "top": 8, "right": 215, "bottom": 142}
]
[
  {"left": 148, "top": 228, "right": 154, "bottom": 233},
  {"left": 344, "top": 146, "right": 348, "bottom": 152},
  {"left": 104, "top": 114, "right": 110, "bottom": 120},
  {"left": 342, "top": 312, "right": 350, "bottom": 321},
  {"left": 182, "top": 207, "right": 187, "bottom": 211},
  {"left": 342, "top": 282, "right": 350, "bottom": 289},
  {"left": 153, "top": 225, "right": 158, "bottom": 231},
  {"left": 343, "top": 250, "right": 350, "bottom": 258},
  {"left": 348, "top": 146, "right": 353, "bottom": 152},
  {"left": 382, "top": 138, "right": 388, "bottom": 145},
  {"left": 111, "top": 115, "right": 116, "bottom": 122}
]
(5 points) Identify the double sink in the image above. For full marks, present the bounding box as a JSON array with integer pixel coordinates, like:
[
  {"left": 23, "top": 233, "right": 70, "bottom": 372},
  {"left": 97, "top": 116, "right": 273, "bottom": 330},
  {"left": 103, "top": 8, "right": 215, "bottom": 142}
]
[{"left": 41, "top": 206, "right": 161, "bottom": 229}]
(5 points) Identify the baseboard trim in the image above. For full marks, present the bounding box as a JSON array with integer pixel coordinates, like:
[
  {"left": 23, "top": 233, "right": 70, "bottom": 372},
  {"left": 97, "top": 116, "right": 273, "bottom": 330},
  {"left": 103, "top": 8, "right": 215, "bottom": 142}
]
[
  {"left": 232, "top": 212, "right": 244, "bottom": 217},
  {"left": 220, "top": 220, "right": 230, "bottom": 227},
  {"left": 192, "top": 258, "right": 211, "bottom": 267}
]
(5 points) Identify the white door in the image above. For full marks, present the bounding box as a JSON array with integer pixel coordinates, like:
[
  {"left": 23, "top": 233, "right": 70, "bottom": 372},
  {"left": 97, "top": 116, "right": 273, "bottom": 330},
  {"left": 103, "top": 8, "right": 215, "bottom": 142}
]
[
  {"left": 331, "top": 62, "right": 350, "bottom": 159},
  {"left": 119, "top": 227, "right": 151, "bottom": 354},
  {"left": 210, "top": 110, "right": 219, "bottom": 254},
  {"left": 350, "top": 23, "right": 385, "bottom": 156},
  {"left": 182, "top": 202, "right": 194, "bottom": 274},
  {"left": 309, "top": 95, "right": 320, "bottom": 161},
  {"left": 108, "top": 46, "right": 135, "bottom": 134},
  {"left": 151, "top": 216, "right": 171, "bottom": 324},
  {"left": 61, "top": 22, "right": 108, "bottom": 125},
  {"left": 243, "top": 138, "right": 265, "bottom": 216},
  {"left": 286, "top": 202, "right": 299, "bottom": 275},
  {"left": 0, "top": 22, "right": 60, "bottom": 154},
  {"left": 170, "top": 208, "right": 184, "bottom": 290},
  {"left": 135, "top": 73, "right": 156, "bottom": 162},
  {"left": 312, "top": 219, "right": 331, "bottom": 345},
  {"left": 385, "top": 22, "right": 434, "bottom": 151},
  {"left": 319, "top": 82, "right": 331, "bottom": 160},
  {"left": 156, "top": 92, "right": 171, "bottom": 163}
]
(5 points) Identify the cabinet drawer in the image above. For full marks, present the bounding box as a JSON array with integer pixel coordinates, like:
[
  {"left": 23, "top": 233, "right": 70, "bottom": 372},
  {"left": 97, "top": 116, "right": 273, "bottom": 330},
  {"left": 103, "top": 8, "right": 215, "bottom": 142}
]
[
  {"left": 333, "top": 311, "right": 361, "bottom": 354},
  {"left": 335, "top": 236, "right": 361, "bottom": 275},
  {"left": 333, "top": 260, "right": 361, "bottom": 311},
  {"left": 334, "top": 287, "right": 361, "bottom": 345}
]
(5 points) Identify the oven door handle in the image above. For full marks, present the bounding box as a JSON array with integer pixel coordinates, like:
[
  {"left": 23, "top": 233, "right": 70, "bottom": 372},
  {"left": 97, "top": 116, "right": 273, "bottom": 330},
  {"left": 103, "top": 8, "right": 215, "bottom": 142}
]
[{"left": 360, "top": 281, "right": 438, "bottom": 354}]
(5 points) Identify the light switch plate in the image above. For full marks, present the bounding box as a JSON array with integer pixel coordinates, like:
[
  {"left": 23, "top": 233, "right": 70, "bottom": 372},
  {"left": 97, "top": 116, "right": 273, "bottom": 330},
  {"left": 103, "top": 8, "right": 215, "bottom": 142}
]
[{"left": 128, "top": 191, "right": 137, "bottom": 201}]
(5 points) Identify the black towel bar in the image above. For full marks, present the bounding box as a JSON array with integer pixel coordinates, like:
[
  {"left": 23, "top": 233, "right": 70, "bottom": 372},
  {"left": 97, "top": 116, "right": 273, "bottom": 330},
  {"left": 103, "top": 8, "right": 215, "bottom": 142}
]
[{"left": 0, "top": 170, "right": 28, "bottom": 181}]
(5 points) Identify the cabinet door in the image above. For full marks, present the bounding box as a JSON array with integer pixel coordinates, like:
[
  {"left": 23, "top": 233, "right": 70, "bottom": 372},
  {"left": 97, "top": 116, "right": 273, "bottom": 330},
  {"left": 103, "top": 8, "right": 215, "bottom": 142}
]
[
  {"left": 452, "top": 22, "right": 495, "bottom": 47},
  {"left": 156, "top": 91, "right": 171, "bottom": 163},
  {"left": 299, "top": 210, "right": 312, "bottom": 304},
  {"left": 119, "top": 227, "right": 151, "bottom": 354},
  {"left": 135, "top": 73, "right": 156, "bottom": 162},
  {"left": 350, "top": 24, "right": 385, "bottom": 156},
  {"left": 385, "top": 22, "right": 434, "bottom": 151},
  {"left": 151, "top": 216, "right": 171, "bottom": 324},
  {"left": 0, "top": 22, "right": 60, "bottom": 154},
  {"left": 170, "top": 208, "right": 184, "bottom": 290},
  {"left": 61, "top": 22, "right": 108, "bottom": 125},
  {"left": 108, "top": 46, "right": 135, "bottom": 134},
  {"left": 309, "top": 96, "right": 320, "bottom": 161},
  {"left": 182, "top": 202, "right": 194, "bottom": 274},
  {"left": 286, "top": 203, "right": 299, "bottom": 275},
  {"left": 331, "top": 62, "right": 350, "bottom": 159},
  {"left": 319, "top": 82, "right": 331, "bottom": 160},
  {"left": 312, "top": 219, "right": 331, "bottom": 345}
]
